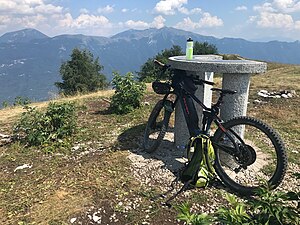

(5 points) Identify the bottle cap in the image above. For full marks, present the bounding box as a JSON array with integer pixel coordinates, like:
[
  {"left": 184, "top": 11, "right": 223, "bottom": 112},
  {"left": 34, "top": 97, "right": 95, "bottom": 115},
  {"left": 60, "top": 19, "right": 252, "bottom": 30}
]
[{"left": 187, "top": 37, "right": 193, "bottom": 42}]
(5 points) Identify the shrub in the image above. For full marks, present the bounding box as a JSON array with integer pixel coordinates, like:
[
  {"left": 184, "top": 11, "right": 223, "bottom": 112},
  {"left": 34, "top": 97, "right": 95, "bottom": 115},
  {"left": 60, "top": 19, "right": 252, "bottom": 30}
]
[
  {"left": 177, "top": 179, "right": 300, "bottom": 225},
  {"left": 13, "top": 102, "right": 77, "bottom": 146},
  {"left": 110, "top": 72, "right": 146, "bottom": 114}
]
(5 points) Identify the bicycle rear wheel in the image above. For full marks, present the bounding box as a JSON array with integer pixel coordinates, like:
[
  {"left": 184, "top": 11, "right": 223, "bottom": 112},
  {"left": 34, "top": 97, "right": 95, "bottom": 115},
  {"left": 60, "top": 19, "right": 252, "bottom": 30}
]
[
  {"left": 213, "top": 116, "right": 287, "bottom": 195},
  {"left": 143, "top": 100, "right": 172, "bottom": 153}
]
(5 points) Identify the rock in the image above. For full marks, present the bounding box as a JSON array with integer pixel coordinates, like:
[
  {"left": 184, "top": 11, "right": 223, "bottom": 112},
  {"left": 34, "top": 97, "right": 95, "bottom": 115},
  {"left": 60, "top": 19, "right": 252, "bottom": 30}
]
[
  {"left": 253, "top": 99, "right": 263, "bottom": 104},
  {"left": 0, "top": 133, "right": 10, "bottom": 138},
  {"left": 92, "top": 212, "right": 101, "bottom": 222},
  {"left": 14, "top": 164, "right": 32, "bottom": 172},
  {"left": 258, "top": 91, "right": 269, "bottom": 97},
  {"left": 259, "top": 90, "right": 268, "bottom": 94},
  {"left": 70, "top": 218, "right": 77, "bottom": 223},
  {"left": 281, "top": 94, "right": 289, "bottom": 98},
  {"left": 0, "top": 133, "right": 13, "bottom": 146}
]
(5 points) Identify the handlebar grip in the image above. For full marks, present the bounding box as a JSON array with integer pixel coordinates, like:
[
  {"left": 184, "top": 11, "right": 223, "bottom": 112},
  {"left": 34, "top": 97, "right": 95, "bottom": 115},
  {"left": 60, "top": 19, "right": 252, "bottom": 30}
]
[
  {"left": 200, "top": 79, "right": 215, "bottom": 86},
  {"left": 154, "top": 59, "right": 165, "bottom": 68}
]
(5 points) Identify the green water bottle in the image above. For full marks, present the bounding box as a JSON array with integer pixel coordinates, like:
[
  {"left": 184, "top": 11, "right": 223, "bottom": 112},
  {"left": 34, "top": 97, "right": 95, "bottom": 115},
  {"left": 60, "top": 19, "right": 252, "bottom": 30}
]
[{"left": 186, "top": 37, "right": 193, "bottom": 60}]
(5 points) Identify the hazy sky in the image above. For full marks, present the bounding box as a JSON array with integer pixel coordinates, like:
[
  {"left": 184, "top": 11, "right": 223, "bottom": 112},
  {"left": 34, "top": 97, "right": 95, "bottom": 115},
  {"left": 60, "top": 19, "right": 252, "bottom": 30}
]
[{"left": 1, "top": 0, "right": 300, "bottom": 41}]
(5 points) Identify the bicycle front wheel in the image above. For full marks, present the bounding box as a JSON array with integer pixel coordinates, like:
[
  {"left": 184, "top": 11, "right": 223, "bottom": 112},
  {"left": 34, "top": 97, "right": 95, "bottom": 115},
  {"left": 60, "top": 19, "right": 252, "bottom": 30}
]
[
  {"left": 143, "top": 100, "right": 172, "bottom": 153},
  {"left": 213, "top": 116, "right": 287, "bottom": 195}
]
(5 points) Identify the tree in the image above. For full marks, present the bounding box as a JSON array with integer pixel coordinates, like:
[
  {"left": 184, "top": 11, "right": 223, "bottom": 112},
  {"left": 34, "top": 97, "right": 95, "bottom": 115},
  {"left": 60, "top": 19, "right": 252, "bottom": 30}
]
[
  {"left": 138, "top": 42, "right": 218, "bottom": 82},
  {"left": 138, "top": 45, "right": 183, "bottom": 82},
  {"left": 194, "top": 41, "right": 218, "bottom": 55},
  {"left": 55, "top": 48, "right": 107, "bottom": 95}
]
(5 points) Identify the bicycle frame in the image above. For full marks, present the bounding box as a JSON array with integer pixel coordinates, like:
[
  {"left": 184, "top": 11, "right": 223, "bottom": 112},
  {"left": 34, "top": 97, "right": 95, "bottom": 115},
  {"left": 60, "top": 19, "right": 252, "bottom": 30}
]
[
  {"left": 161, "top": 69, "right": 242, "bottom": 157},
  {"left": 162, "top": 70, "right": 217, "bottom": 136}
]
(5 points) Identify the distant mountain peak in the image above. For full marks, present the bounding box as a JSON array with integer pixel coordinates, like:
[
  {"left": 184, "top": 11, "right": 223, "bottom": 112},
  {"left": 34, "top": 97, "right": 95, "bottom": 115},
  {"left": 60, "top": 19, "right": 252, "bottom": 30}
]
[{"left": 0, "top": 28, "right": 49, "bottom": 43}]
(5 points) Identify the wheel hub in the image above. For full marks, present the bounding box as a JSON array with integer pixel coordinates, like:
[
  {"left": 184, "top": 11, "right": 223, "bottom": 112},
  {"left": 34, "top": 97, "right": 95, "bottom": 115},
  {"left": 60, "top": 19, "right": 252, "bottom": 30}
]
[{"left": 237, "top": 144, "right": 257, "bottom": 166}]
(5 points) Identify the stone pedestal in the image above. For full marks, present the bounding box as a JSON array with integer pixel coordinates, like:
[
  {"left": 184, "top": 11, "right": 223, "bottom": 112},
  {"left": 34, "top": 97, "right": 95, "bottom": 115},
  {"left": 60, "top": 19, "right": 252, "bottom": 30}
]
[{"left": 168, "top": 55, "right": 267, "bottom": 146}]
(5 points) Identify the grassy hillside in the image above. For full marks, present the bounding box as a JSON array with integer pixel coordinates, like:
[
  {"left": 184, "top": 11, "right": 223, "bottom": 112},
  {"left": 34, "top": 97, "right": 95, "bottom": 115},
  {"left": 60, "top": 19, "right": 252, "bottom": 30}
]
[{"left": 0, "top": 63, "right": 299, "bottom": 224}]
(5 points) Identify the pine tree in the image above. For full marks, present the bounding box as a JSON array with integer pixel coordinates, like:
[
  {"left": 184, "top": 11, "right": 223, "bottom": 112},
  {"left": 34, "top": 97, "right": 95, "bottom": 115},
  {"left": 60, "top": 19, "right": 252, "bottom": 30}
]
[
  {"left": 194, "top": 41, "right": 218, "bottom": 55},
  {"left": 55, "top": 48, "right": 107, "bottom": 95}
]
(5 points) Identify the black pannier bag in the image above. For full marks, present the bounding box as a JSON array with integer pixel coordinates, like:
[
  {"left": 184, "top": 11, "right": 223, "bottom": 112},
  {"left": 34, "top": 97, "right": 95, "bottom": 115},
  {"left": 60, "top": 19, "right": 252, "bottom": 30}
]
[{"left": 152, "top": 81, "right": 171, "bottom": 94}]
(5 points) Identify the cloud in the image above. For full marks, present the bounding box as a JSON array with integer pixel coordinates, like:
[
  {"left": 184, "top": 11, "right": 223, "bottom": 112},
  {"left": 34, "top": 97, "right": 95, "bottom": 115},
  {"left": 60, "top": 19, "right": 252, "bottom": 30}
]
[
  {"left": 253, "top": 3, "right": 276, "bottom": 12},
  {"left": 295, "top": 20, "right": 300, "bottom": 29},
  {"left": 175, "top": 13, "right": 223, "bottom": 31},
  {"left": 124, "top": 20, "right": 149, "bottom": 29},
  {"left": 235, "top": 6, "right": 248, "bottom": 11},
  {"left": 254, "top": 0, "right": 300, "bottom": 13},
  {"left": 0, "top": 0, "right": 115, "bottom": 36},
  {"left": 273, "top": 0, "right": 300, "bottom": 13},
  {"left": 198, "top": 12, "right": 223, "bottom": 27},
  {"left": 154, "top": 0, "right": 188, "bottom": 15},
  {"left": 71, "top": 14, "right": 110, "bottom": 29},
  {"left": 175, "top": 17, "right": 197, "bottom": 30},
  {"left": 178, "top": 7, "right": 202, "bottom": 15},
  {"left": 122, "top": 16, "right": 166, "bottom": 30},
  {"left": 252, "top": 1, "right": 300, "bottom": 29},
  {"left": 0, "top": 0, "right": 62, "bottom": 15},
  {"left": 257, "top": 12, "right": 294, "bottom": 28},
  {"left": 80, "top": 8, "right": 89, "bottom": 14},
  {"left": 121, "top": 8, "right": 128, "bottom": 13},
  {"left": 97, "top": 5, "right": 114, "bottom": 14},
  {"left": 151, "top": 15, "right": 166, "bottom": 29}
]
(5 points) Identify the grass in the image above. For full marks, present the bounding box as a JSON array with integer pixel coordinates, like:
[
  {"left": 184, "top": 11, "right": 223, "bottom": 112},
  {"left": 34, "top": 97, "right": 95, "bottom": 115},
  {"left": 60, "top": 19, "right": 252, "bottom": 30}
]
[
  {"left": 0, "top": 62, "right": 299, "bottom": 224},
  {"left": 247, "top": 64, "right": 300, "bottom": 164}
]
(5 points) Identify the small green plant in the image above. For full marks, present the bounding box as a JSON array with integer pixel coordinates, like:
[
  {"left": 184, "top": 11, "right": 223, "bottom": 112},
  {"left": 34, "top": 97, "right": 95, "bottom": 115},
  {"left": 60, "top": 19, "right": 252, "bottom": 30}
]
[
  {"left": 216, "top": 194, "right": 250, "bottom": 225},
  {"left": 13, "top": 101, "right": 77, "bottom": 146},
  {"left": 176, "top": 203, "right": 213, "bottom": 225},
  {"left": 177, "top": 181, "right": 300, "bottom": 225},
  {"left": 13, "top": 96, "right": 31, "bottom": 106},
  {"left": 2, "top": 100, "right": 9, "bottom": 108},
  {"left": 248, "top": 185, "right": 300, "bottom": 225},
  {"left": 110, "top": 72, "right": 146, "bottom": 114}
]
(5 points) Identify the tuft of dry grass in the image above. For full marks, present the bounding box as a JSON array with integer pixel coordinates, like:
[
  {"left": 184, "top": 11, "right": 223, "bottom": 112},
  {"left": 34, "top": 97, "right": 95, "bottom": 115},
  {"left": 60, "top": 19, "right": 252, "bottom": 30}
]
[{"left": 0, "top": 90, "right": 114, "bottom": 125}]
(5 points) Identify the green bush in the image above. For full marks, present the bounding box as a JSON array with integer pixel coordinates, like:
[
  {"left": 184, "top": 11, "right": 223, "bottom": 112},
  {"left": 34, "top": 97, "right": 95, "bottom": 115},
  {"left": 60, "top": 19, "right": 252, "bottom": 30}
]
[
  {"left": 13, "top": 102, "right": 77, "bottom": 146},
  {"left": 177, "top": 179, "right": 300, "bottom": 225},
  {"left": 110, "top": 72, "right": 146, "bottom": 114}
]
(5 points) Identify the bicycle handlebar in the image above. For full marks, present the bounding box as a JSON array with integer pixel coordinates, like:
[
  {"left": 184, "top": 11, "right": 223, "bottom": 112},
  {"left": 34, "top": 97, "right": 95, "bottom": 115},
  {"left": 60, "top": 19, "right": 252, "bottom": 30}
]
[{"left": 195, "top": 79, "right": 215, "bottom": 86}]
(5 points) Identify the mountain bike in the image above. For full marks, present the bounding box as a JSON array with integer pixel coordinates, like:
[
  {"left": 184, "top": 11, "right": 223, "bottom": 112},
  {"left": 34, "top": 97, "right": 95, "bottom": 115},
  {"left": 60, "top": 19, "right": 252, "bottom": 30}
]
[{"left": 143, "top": 60, "right": 287, "bottom": 196}]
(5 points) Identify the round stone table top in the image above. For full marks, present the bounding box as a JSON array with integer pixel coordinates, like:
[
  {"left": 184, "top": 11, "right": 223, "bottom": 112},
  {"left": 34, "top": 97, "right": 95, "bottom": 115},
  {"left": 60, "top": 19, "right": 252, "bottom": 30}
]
[{"left": 168, "top": 55, "right": 267, "bottom": 74}]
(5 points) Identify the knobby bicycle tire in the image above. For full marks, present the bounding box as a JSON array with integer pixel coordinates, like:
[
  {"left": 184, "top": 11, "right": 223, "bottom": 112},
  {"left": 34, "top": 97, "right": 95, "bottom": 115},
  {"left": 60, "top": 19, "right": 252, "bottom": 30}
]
[
  {"left": 213, "top": 116, "right": 287, "bottom": 195},
  {"left": 143, "top": 100, "right": 172, "bottom": 153}
]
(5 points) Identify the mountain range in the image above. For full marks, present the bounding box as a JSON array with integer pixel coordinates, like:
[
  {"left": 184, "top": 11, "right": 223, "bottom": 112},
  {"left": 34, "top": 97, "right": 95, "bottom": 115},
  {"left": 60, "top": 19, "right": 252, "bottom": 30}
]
[{"left": 0, "top": 27, "right": 300, "bottom": 105}]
